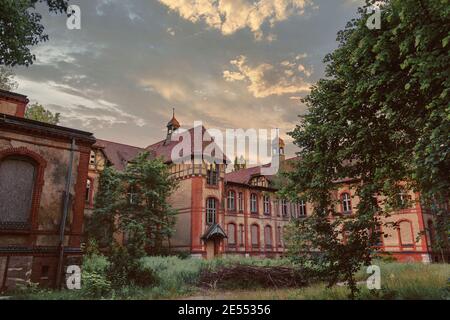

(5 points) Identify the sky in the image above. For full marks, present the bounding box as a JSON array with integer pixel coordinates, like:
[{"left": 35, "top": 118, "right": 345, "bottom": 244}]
[{"left": 14, "top": 0, "right": 365, "bottom": 162}]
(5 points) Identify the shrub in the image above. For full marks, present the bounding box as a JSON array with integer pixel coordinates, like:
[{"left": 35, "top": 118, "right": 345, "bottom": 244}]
[
  {"left": 81, "top": 252, "right": 112, "bottom": 298},
  {"left": 108, "top": 246, "right": 157, "bottom": 288}
]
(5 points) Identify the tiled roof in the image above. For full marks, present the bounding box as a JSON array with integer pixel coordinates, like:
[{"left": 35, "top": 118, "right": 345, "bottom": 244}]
[
  {"left": 94, "top": 139, "right": 144, "bottom": 171},
  {"left": 145, "top": 125, "right": 228, "bottom": 164},
  {"left": 224, "top": 156, "right": 301, "bottom": 186}
]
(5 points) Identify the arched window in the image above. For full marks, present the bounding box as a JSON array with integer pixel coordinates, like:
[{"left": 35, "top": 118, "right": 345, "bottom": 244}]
[
  {"left": 227, "top": 190, "right": 236, "bottom": 211},
  {"left": 398, "top": 220, "right": 414, "bottom": 248},
  {"left": 251, "top": 224, "right": 259, "bottom": 248},
  {"left": 250, "top": 193, "right": 258, "bottom": 214},
  {"left": 264, "top": 225, "right": 272, "bottom": 248},
  {"left": 341, "top": 193, "right": 352, "bottom": 213},
  {"left": 227, "top": 223, "right": 236, "bottom": 246},
  {"left": 263, "top": 195, "right": 271, "bottom": 215},
  {"left": 298, "top": 200, "right": 307, "bottom": 217},
  {"left": 238, "top": 224, "right": 244, "bottom": 246},
  {"left": 0, "top": 156, "right": 36, "bottom": 226},
  {"left": 206, "top": 198, "right": 217, "bottom": 225}
]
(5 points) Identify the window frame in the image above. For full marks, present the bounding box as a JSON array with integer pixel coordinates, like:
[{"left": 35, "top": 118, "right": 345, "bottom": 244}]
[
  {"left": 250, "top": 193, "right": 258, "bottom": 214},
  {"left": 341, "top": 192, "right": 352, "bottom": 214},
  {"left": 206, "top": 197, "right": 217, "bottom": 225},
  {"left": 227, "top": 190, "right": 236, "bottom": 212},
  {"left": 263, "top": 195, "right": 271, "bottom": 215}
]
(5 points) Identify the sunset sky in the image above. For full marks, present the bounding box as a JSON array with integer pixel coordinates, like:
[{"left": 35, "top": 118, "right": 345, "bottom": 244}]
[{"left": 14, "top": 0, "right": 365, "bottom": 160}]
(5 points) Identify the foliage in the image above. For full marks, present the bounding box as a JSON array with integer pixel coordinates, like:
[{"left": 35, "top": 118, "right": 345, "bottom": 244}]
[
  {"left": 283, "top": 0, "right": 450, "bottom": 299},
  {"left": 0, "top": 0, "right": 68, "bottom": 66},
  {"left": 80, "top": 248, "right": 111, "bottom": 298},
  {"left": 24, "top": 103, "right": 60, "bottom": 124},
  {"left": 107, "top": 245, "right": 158, "bottom": 289},
  {"left": 88, "top": 153, "right": 179, "bottom": 257},
  {"left": 0, "top": 67, "right": 18, "bottom": 91},
  {"left": 85, "top": 166, "right": 122, "bottom": 248}
]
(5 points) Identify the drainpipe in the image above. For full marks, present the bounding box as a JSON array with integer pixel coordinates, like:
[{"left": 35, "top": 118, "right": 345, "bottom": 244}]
[{"left": 56, "top": 138, "right": 76, "bottom": 289}]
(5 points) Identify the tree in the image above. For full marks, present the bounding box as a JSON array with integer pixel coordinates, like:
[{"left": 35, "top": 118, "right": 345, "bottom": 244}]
[
  {"left": 0, "top": 0, "right": 68, "bottom": 66},
  {"left": 0, "top": 66, "right": 18, "bottom": 91},
  {"left": 283, "top": 0, "right": 449, "bottom": 298},
  {"left": 87, "top": 152, "right": 179, "bottom": 258},
  {"left": 25, "top": 103, "right": 60, "bottom": 124}
]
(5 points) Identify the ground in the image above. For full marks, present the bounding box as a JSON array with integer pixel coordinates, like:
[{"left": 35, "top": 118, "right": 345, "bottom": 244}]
[{"left": 3, "top": 259, "right": 449, "bottom": 300}]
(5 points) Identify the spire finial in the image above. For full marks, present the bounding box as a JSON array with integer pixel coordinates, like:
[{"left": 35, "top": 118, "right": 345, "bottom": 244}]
[{"left": 172, "top": 108, "right": 175, "bottom": 118}]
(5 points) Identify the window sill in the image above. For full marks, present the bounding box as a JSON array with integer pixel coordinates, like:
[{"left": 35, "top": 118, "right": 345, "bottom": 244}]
[{"left": 206, "top": 184, "right": 220, "bottom": 189}]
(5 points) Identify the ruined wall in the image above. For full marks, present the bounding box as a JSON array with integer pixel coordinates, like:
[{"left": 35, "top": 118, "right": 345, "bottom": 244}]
[{"left": 0, "top": 129, "right": 91, "bottom": 290}]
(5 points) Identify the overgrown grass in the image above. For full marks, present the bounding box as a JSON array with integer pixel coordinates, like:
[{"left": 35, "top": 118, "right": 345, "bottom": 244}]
[{"left": 5, "top": 257, "right": 449, "bottom": 300}]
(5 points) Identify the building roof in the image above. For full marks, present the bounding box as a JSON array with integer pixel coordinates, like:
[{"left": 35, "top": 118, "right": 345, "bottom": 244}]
[
  {"left": 0, "top": 89, "right": 29, "bottom": 103},
  {"left": 0, "top": 113, "right": 95, "bottom": 143},
  {"left": 145, "top": 125, "right": 228, "bottom": 164},
  {"left": 225, "top": 156, "right": 301, "bottom": 186},
  {"left": 94, "top": 139, "right": 144, "bottom": 171}
]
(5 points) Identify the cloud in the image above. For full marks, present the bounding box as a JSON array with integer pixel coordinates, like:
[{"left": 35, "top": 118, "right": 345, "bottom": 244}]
[
  {"left": 158, "top": 0, "right": 311, "bottom": 40},
  {"left": 223, "top": 55, "right": 312, "bottom": 98},
  {"left": 17, "top": 77, "right": 146, "bottom": 130}
]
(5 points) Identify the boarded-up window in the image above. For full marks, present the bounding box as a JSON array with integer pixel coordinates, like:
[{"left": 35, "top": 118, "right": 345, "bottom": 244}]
[
  {"left": 0, "top": 157, "right": 36, "bottom": 226},
  {"left": 227, "top": 223, "right": 236, "bottom": 245},
  {"left": 264, "top": 225, "right": 272, "bottom": 247},
  {"left": 251, "top": 224, "right": 259, "bottom": 247},
  {"left": 399, "top": 221, "right": 414, "bottom": 247}
]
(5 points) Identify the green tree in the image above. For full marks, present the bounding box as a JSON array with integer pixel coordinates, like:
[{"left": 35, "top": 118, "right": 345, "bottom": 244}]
[
  {"left": 0, "top": 67, "right": 18, "bottom": 91},
  {"left": 25, "top": 103, "right": 60, "bottom": 124},
  {"left": 0, "top": 0, "right": 68, "bottom": 66},
  {"left": 87, "top": 152, "right": 179, "bottom": 258},
  {"left": 283, "top": 0, "right": 449, "bottom": 299}
]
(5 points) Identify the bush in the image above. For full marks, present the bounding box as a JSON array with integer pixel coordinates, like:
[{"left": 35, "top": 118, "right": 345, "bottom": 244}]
[
  {"left": 81, "top": 253, "right": 112, "bottom": 298},
  {"left": 108, "top": 246, "right": 157, "bottom": 288}
]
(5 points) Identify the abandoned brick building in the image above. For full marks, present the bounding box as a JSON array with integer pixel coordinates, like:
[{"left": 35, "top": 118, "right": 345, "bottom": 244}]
[
  {"left": 0, "top": 89, "right": 95, "bottom": 290},
  {"left": 0, "top": 88, "right": 445, "bottom": 290},
  {"left": 87, "top": 113, "right": 443, "bottom": 263}
]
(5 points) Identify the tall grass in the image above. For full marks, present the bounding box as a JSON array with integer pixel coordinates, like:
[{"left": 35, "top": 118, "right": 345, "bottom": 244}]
[{"left": 5, "top": 257, "right": 449, "bottom": 300}]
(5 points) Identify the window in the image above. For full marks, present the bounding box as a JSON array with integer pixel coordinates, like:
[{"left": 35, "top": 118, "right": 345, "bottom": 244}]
[
  {"left": 250, "top": 193, "right": 258, "bottom": 214},
  {"left": 277, "top": 226, "right": 282, "bottom": 246},
  {"left": 227, "top": 191, "right": 236, "bottom": 211},
  {"left": 398, "top": 220, "right": 414, "bottom": 248},
  {"left": 89, "top": 151, "right": 96, "bottom": 165},
  {"left": 206, "top": 198, "right": 217, "bottom": 225},
  {"left": 263, "top": 195, "right": 271, "bottom": 215},
  {"left": 127, "top": 186, "right": 138, "bottom": 205},
  {"left": 251, "top": 224, "right": 259, "bottom": 247},
  {"left": 238, "top": 224, "right": 244, "bottom": 246},
  {"left": 281, "top": 199, "right": 288, "bottom": 216},
  {"left": 264, "top": 225, "right": 272, "bottom": 248},
  {"left": 298, "top": 200, "right": 307, "bottom": 217},
  {"left": 341, "top": 193, "right": 352, "bottom": 213},
  {"left": 238, "top": 192, "right": 243, "bottom": 212},
  {"left": 398, "top": 192, "right": 411, "bottom": 208},
  {"left": 227, "top": 223, "right": 236, "bottom": 246},
  {"left": 291, "top": 202, "right": 296, "bottom": 218},
  {"left": 0, "top": 157, "right": 36, "bottom": 226},
  {"left": 86, "top": 179, "right": 92, "bottom": 203},
  {"left": 206, "top": 163, "right": 219, "bottom": 185}
]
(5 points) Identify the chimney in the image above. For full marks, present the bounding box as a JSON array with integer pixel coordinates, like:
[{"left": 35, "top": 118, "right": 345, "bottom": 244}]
[{"left": 0, "top": 89, "right": 28, "bottom": 118}]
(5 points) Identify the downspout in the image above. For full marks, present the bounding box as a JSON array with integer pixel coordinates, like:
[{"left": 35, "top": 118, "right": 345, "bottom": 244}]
[{"left": 56, "top": 138, "right": 76, "bottom": 288}]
